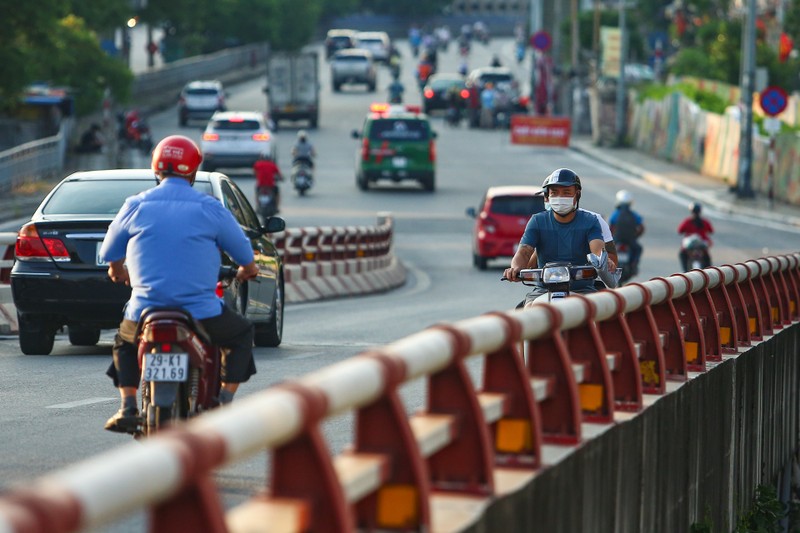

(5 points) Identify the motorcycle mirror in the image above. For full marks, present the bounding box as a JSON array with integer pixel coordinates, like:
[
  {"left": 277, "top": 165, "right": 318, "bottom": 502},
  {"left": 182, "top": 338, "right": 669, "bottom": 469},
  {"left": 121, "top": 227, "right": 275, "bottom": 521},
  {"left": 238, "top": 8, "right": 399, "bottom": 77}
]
[
  {"left": 465, "top": 207, "right": 476, "bottom": 218},
  {"left": 351, "top": 129, "right": 360, "bottom": 139}
]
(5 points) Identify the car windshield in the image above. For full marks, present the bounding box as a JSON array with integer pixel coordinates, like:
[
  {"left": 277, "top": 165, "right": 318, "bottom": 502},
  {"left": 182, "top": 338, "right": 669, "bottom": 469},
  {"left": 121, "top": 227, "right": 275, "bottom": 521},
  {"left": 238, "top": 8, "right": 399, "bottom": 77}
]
[
  {"left": 212, "top": 120, "right": 261, "bottom": 131},
  {"left": 41, "top": 180, "right": 213, "bottom": 215},
  {"left": 369, "top": 119, "right": 430, "bottom": 141},
  {"left": 490, "top": 195, "right": 545, "bottom": 216},
  {"left": 431, "top": 78, "right": 462, "bottom": 90},
  {"left": 186, "top": 88, "right": 219, "bottom": 96},
  {"left": 480, "top": 74, "right": 514, "bottom": 85}
]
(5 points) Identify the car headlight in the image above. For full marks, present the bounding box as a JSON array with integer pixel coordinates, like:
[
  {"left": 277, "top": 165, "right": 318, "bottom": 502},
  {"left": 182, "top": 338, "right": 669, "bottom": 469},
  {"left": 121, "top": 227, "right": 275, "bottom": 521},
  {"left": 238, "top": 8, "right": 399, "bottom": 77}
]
[{"left": 542, "top": 265, "right": 571, "bottom": 284}]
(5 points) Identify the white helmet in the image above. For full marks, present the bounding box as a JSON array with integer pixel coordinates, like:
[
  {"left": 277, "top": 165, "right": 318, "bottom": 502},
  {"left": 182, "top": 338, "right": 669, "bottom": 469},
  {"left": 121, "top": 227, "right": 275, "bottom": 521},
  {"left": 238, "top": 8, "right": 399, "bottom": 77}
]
[
  {"left": 297, "top": 130, "right": 308, "bottom": 141},
  {"left": 615, "top": 189, "right": 633, "bottom": 206}
]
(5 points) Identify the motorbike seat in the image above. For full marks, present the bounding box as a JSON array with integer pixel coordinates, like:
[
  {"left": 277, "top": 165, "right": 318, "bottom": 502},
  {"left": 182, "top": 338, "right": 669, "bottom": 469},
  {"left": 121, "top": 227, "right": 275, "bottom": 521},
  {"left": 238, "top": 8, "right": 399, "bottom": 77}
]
[{"left": 136, "top": 307, "right": 213, "bottom": 346}]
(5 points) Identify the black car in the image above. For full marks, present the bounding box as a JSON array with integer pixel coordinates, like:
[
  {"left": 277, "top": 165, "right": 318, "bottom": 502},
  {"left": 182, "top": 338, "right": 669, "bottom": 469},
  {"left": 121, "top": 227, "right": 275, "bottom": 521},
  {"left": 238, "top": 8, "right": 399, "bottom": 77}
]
[
  {"left": 325, "top": 29, "right": 357, "bottom": 59},
  {"left": 10, "top": 169, "right": 286, "bottom": 355},
  {"left": 422, "top": 73, "right": 468, "bottom": 115}
]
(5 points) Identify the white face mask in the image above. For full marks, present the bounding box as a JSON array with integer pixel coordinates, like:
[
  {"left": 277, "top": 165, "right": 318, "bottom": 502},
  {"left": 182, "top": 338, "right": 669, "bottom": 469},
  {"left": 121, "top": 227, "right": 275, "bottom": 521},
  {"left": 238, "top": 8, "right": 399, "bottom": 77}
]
[{"left": 548, "top": 196, "right": 575, "bottom": 215}]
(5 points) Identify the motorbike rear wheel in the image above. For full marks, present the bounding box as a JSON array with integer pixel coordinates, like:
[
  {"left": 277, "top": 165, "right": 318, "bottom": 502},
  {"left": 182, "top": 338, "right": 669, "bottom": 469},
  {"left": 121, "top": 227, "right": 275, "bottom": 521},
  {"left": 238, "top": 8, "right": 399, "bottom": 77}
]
[{"left": 141, "top": 381, "right": 189, "bottom": 436}]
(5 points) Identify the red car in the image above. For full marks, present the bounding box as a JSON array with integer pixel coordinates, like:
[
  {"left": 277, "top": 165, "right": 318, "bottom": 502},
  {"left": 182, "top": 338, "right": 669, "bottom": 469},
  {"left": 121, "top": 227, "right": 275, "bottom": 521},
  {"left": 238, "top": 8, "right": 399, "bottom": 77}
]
[{"left": 466, "top": 186, "right": 546, "bottom": 270}]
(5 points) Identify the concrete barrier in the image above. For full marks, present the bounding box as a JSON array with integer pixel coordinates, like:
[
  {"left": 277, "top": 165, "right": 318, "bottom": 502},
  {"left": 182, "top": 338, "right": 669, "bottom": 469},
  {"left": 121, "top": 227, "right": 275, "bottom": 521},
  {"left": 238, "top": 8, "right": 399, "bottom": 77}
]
[{"left": 1, "top": 252, "right": 797, "bottom": 532}]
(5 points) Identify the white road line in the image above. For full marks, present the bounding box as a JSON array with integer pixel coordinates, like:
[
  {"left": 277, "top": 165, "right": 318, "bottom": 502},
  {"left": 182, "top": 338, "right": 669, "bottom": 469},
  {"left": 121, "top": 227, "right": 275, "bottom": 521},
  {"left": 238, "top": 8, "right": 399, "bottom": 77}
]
[{"left": 46, "top": 397, "right": 117, "bottom": 409}]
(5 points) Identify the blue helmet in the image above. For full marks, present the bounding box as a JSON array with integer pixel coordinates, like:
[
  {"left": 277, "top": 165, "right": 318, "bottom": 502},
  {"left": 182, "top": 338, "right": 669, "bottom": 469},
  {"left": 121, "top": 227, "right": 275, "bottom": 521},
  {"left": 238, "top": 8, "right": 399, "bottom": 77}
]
[{"left": 542, "top": 168, "right": 582, "bottom": 191}]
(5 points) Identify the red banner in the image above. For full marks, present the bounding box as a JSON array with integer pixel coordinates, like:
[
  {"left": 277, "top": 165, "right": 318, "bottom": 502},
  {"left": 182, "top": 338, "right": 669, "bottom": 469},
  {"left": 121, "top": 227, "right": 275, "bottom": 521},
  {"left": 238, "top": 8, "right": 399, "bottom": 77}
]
[{"left": 510, "top": 115, "right": 571, "bottom": 147}]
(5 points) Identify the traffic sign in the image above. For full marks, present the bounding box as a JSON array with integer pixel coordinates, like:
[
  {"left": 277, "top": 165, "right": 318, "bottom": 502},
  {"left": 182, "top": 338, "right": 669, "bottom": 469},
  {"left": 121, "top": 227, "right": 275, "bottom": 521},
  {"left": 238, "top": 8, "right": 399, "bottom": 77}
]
[
  {"left": 530, "top": 31, "right": 552, "bottom": 52},
  {"left": 759, "top": 86, "right": 788, "bottom": 117}
]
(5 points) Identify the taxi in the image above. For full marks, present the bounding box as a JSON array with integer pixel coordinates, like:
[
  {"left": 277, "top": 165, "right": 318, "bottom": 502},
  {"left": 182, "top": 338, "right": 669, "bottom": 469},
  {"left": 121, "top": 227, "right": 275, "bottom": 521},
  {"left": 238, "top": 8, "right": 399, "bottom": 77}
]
[{"left": 351, "top": 103, "right": 437, "bottom": 191}]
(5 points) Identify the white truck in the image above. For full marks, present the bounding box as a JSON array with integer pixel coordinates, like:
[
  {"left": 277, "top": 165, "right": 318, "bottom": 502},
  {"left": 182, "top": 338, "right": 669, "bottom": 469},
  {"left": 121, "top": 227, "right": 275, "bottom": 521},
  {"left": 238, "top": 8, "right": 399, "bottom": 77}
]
[{"left": 265, "top": 51, "right": 319, "bottom": 129}]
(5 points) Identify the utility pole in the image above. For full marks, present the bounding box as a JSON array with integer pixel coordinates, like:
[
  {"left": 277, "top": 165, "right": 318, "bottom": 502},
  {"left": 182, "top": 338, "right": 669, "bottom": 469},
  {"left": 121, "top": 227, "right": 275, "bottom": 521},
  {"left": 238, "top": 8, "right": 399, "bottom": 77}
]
[
  {"left": 529, "top": 0, "right": 543, "bottom": 35},
  {"left": 737, "top": 0, "right": 756, "bottom": 198},
  {"left": 615, "top": 1, "right": 628, "bottom": 146}
]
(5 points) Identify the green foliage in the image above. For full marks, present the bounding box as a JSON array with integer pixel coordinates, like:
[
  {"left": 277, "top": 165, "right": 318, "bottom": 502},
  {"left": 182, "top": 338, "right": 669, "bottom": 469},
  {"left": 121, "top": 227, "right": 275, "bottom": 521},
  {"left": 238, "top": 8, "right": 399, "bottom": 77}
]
[
  {"left": 734, "top": 484, "right": 785, "bottom": 533},
  {"left": 65, "top": 0, "right": 131, "bottom": 32},
  {"left": 561, "top": 9, "right": 647, "bottom": 66},
  {"left": 636, "top": 82, "right": 729, "bottom": 114},
  {"left": 690, "top": 505, "right": 714, "bottom": 533},
  {"left": 270, "top": 0, "right": 322, "bottom": 52},
  {"left": 39, "top": 15, "right": 132, "bottom": 115}
]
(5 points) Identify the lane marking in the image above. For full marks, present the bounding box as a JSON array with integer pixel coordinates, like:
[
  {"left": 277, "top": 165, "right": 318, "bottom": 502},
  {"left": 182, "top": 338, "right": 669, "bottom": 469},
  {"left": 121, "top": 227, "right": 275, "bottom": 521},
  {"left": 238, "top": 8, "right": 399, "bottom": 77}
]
[{"left": 46, "top": 397, "right": 117, "bottom": 409}]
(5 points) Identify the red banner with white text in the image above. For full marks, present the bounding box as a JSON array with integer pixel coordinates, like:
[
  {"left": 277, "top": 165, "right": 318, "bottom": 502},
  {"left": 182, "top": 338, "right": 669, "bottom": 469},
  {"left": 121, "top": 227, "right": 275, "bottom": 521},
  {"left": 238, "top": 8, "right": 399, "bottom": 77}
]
[{"left": 510, "top": 115, "right": 571, "bottom": 147}]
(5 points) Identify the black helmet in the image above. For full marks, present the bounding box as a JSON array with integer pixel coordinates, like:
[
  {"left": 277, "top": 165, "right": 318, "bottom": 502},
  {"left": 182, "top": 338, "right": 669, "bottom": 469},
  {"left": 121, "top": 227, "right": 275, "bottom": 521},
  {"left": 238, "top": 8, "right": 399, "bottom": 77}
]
[
  {"left": 542, "top": 168, "right": 582, "bottom": 192},
  {"left": 690, "top": 202, "right": 702, "bottom": 215}
]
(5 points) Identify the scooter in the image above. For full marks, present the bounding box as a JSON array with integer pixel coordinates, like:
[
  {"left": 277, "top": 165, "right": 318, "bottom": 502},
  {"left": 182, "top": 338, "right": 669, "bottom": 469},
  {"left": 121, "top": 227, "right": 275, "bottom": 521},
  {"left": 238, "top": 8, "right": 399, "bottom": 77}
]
[
  {"left": 615, "top": 242, "right": 635, "bottom": 284},
  {"left": 292, "top": 158, "right": 313, "bottom": 196},
  {"left": 681, "top": 235, "right": 711, "bottom": 271},
  {"left": 134, "top": 266, "right": 238, "bottom": 437},
  {"left": 117, "top": 111, "right": 153, "bottom": 155},
  {"left": 256, "top": 185, "right": 279, "bottom": 222}
]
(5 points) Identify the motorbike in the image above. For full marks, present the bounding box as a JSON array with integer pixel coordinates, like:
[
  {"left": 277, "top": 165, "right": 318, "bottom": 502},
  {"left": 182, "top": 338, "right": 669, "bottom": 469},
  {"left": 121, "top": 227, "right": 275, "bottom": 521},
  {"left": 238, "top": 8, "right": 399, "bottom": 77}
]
[
  {"left": 256, "top": 185, "right": 279, "bottom": 221},
  {"left": 615, "top": 242, "right": 635, "bottom": 284},
  {"left": 134, "top": 266, "right": 238, "bottom": 437},
  {"left": 681, "top": 234, "right": 711, "bottom": 271},
  {"left": 117, "top": 111, "right": 153, "bottom": 155},
  {"left": 503, "top": 262, "right": 600, "bottom": 307},
  {"left": 292, "top": 158, "right": 313, "bottom": 196}
]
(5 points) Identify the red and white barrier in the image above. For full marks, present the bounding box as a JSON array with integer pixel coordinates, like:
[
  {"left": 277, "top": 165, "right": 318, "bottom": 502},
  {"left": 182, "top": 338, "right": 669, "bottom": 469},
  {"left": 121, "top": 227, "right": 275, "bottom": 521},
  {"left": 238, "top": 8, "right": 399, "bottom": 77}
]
[{"left": 2, "top": 252, "right": 797, "bottom": 533}]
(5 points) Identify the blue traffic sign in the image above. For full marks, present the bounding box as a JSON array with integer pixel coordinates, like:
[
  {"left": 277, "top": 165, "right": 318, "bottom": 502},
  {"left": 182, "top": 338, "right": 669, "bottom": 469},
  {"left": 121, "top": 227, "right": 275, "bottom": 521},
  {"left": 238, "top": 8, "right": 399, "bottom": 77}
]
[
  {"left": 530, "top": 31, "right": 552, "bottom": 52},
  {"left": 759, "top": 86, "right": 788, "bottom": 117}
]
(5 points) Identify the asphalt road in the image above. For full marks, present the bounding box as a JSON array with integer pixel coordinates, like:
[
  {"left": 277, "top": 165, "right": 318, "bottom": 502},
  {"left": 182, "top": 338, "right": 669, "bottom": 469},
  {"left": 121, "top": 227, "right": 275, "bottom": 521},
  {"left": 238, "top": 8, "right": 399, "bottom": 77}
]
[{"left": 1, "top": 37, "right": 799, "bottom": 532}]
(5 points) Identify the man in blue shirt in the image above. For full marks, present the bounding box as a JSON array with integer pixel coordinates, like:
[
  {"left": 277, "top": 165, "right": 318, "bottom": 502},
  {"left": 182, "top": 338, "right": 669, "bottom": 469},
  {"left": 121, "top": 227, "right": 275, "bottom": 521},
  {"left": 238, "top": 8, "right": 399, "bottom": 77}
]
[
  {"left": 503, "top": 168, "right": 609, "bottom": 305},
  {"left": 100, "top": 135, "right": 259, "bottom": 433}
]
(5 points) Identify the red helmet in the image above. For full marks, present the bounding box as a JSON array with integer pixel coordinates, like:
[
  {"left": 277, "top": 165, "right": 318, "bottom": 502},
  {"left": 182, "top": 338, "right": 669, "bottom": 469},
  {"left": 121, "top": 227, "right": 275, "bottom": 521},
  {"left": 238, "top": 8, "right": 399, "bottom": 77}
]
[{"left": 151, "top": 135, "right": 202, "bottom": 178}]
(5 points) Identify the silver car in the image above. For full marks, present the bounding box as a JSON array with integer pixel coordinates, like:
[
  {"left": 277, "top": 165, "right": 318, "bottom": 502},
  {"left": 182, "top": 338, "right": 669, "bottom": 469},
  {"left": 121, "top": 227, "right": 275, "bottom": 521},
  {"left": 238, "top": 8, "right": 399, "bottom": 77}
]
[
  {"left": 200, "top": 111, "right": 277, "bottom": 172},
  {"left": 355, "top": 31, "right": 391, "bottom": 64},
  {"left": 178, "top": 80, "right": 227, "bottom": 126}
]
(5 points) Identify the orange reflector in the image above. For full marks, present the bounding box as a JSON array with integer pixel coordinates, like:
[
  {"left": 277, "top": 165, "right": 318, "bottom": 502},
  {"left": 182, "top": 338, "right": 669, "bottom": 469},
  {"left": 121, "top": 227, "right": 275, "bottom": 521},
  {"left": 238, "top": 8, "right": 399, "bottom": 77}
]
[
  {"left": 772, "top": 307, "right": 779, "bottom": 323},
  {"left": 496, "top": 419, "right": 531, "bottom": 453},
  {"left": 304, "top": 252, "right": 315, "bottom": 261},
  {"left": 252, "top": 132, "right": 271, "bottom": 141},
  {"left": 640, "top": 360, "right": 659, "bottom": 387},
  {"left": 579, "top": 384, "right": 604, "bottom": 412},
  {"left": 685, "top": 341, "right": 699, "bottom": 363},
  {"left": 377, "top": 485, "right": 418, "bottom": 528},
  {"left": 356, "top": 249, "right": 365, "bottom": 257},
  {"left": 791, "top": 301, "right": 796, "bottom": 315},
  {"left": 719, "top": 326, "right": 731, "bottom": 345},
  {"left": 749, "top": 317, "right": 757, "bottom": 334},
  {"left": 202, "top": 132, "right": 219, "bottom": 141}
]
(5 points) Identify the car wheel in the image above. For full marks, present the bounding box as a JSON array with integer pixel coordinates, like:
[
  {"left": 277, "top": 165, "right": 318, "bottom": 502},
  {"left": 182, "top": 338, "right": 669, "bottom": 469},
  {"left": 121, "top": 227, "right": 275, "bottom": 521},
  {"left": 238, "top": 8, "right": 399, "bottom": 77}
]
[
  {"left": 254, "top": 276, "right": 283, "bottom": 347},
  {"left": 368, "top": 82, "right": 377, "bottom": 93},
  {"left": 68, "top": 327, "right": 101, "bottom": 346},
  {"left": 333, "top": 82, "right": 341, "bottom": 92},
  {"left": 421, "top": 175, "right": 435, "bottom": 192},
  {"left": 357, "top": 173, "right": 368, "bottom": 191},
  {"left": 18, "top": 313, "right": 56, "bottom": 355},
  {"left": 473, "top": 253, "right": 488, "bottom": 271}
]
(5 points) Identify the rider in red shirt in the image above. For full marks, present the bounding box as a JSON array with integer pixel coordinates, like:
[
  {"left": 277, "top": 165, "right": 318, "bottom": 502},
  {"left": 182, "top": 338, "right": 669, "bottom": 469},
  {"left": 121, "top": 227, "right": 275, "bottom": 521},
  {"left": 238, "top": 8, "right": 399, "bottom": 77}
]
[
  {"left": 253, "top": 152, "right": 282, "bottom": 209},
  {"left": 678, "top": 202, "right": 714, "bottom": 270}
]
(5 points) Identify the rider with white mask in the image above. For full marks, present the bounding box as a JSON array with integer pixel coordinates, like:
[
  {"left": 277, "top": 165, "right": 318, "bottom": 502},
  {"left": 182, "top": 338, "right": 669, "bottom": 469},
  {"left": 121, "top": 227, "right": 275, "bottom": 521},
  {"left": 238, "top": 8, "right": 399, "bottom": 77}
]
[{"left": 503, "top": 168, "right": 614, "bottom": 306}]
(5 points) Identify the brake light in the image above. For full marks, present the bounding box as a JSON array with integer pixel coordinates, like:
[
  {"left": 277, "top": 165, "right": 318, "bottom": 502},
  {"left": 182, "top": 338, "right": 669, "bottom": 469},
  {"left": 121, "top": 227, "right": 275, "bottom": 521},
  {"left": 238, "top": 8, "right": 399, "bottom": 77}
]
[
  {"left": 460, "top": 89, "right": 469, "bottom": 99},
  {"left": 143, "top": 323, "right": 189, "bottom": 343},
  {"left": 15, "top": 224, "right": 70, "bottom": 262},
  {"left": 423, "top": 89, "right": 434, "bottom": 99},
  {"left": 429, "top": 140, "right": 436, "bottom": 162},
  {"left": 370, "top": 103, "right": 390, "bottom": 113},
  {"left": 361, "top": 138, "right": 370, "bottom": 161},
  {"left": 228, "top": 116, "right": 245, "bottom": 123},
  {"left": 252, "top": 132, "right": 271, "bottom": 141},
  {"left": 481, "top": 216, "right": 498, "bottom": 235},
  {"left": 202, "top": 132, "right": 219, "bottom": 141}
]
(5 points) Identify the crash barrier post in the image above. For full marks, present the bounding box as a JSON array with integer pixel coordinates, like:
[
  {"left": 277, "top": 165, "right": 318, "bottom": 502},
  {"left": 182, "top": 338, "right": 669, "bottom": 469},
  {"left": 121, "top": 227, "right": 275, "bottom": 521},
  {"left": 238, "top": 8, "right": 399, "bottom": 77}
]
[{"left": 1, "top": 253, "right": 798, "bottom": 533}]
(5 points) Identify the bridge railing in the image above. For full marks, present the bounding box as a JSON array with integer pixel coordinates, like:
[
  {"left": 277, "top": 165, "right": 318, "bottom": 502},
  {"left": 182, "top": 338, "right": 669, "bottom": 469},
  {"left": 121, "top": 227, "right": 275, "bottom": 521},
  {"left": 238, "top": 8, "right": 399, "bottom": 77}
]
[{"left": 0, "top": 253, "right": 798, "bottom": 533}]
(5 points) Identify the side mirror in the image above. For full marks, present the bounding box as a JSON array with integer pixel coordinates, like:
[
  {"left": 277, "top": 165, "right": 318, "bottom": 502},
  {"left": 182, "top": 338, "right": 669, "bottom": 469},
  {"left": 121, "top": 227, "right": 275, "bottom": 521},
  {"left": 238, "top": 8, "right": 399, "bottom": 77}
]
[
  {"left": 465, "top": 207, "right": 477, "bottom": 218},
  {"left": 432, "top": 131, "right": 438, "bottom": 139},
  {"left": 262, "top": 216, "right": 286, "bottom": 234},
  {"left": 351, "top": 129, "right": 360, "bottom": 139}
]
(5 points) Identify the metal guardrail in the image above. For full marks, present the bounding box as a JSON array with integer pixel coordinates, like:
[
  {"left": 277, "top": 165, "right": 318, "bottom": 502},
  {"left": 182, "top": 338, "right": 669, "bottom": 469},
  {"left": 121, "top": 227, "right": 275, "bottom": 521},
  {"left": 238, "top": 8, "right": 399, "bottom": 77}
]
[
  {"left": 1, "top": 253, "right": 798, "bottom": 532},
  {"left": 0, "top": 119, "right": 71, "bottom": 194}
]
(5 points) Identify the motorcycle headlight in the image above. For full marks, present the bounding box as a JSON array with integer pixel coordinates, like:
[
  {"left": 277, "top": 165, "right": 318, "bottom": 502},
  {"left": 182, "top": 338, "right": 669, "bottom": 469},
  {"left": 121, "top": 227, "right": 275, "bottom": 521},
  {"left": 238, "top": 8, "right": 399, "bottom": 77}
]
[{"left": 542, "top": 265, "right": 571, "bottom": 284}]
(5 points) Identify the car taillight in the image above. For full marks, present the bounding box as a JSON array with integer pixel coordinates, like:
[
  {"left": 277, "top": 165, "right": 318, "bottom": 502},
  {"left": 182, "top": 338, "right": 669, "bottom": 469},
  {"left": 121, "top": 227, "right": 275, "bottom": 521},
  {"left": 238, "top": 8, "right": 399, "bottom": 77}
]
[
  {"left": 15, "top": 224, "right": 70, "bottom": 262},
  {"left": 178, "top": 97, "right": 186, "bottom": 105},
  {"left": 423, "top": 89, "right": 434, "bottom": 99},
  {"left": 144, "top": 323, "right": 189, "bottom": 343},
  {"left": 481, "top": 215, "right": 498, "bottom": 235},
  {"left": 202, "top": 132, "right": 219, "bottom": 141},
  {"left": 252, "top": 133, "right": 271, "bottom": 141},
  {"left": 429, "top": 140, "right": 436, "bottom": 162},
  {"left": 460, "top": 89, "right": 469, "bottom": 99},
  {"left": 361, "top": 138, "right": 370, "bottom": 161}
]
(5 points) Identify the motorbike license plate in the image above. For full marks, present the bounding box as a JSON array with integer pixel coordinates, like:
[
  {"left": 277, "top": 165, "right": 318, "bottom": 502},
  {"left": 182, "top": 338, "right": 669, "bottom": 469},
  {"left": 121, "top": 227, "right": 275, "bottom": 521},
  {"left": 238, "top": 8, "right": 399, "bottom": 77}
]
[
  {"left": 392, "top": 157, "right": 407, "bottom": 168},
  {"left": 143, "top": 353, "right": 189, "bottom": 382},
  {"left": 96, "top": 242, "right": 108, "bottom": 266},
  {"left": 617, "top": 251, "right": 630, "bottom": 262}
]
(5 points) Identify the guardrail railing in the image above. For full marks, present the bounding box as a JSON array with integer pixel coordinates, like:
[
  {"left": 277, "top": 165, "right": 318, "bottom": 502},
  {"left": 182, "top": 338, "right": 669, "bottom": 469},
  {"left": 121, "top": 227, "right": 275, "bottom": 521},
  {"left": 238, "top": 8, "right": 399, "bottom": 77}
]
[{"left": 1, "top": 252, "right": 797, "bottom": 532}]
